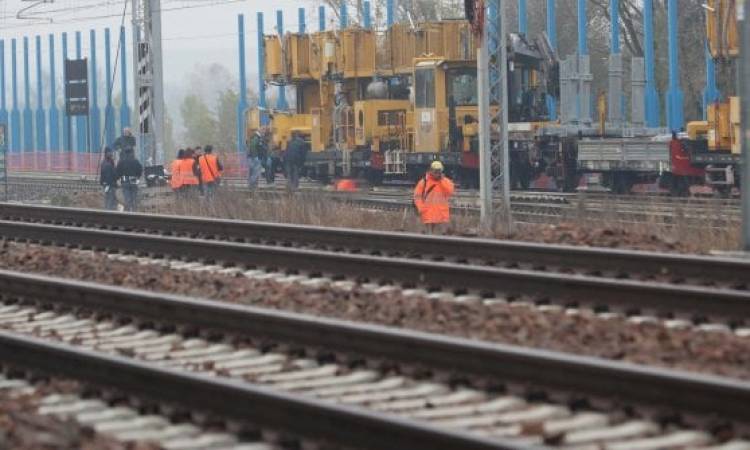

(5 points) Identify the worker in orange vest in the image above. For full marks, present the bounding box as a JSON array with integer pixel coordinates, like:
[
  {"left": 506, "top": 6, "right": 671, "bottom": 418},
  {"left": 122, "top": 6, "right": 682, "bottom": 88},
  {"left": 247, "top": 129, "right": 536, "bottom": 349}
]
[
  {"left": 197, "top": 145, "right": 223, "bottom": 197},
  {"left": 170, "top": 149, "right": 185, "bottom": 193},
  {"left": 413, "top": 160, "right": 455, "bottom": 234},
  {"left": 180, "top": 148, "right": 201, "bottom": 197}
]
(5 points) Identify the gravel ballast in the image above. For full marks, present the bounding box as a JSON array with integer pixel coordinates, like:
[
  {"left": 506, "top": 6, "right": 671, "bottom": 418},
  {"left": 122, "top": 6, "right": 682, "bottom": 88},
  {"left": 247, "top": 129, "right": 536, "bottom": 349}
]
[{"left": 2, "top": 240, "right": 749, "bottom": 381}]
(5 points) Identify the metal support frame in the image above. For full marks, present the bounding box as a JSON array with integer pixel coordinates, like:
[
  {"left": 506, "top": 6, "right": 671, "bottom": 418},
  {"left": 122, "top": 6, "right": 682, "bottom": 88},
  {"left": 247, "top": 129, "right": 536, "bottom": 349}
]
[
  {"left": 48, "top": 34, "right": 60, "bottom": 151},
  {"left": 363, "top": 1, "right": 371, "bottom": 28},
  {"left": 340, "top": 2, "right": 348, "bottom": 28},
  {"left": 35, "top": 36, "right": 46, "bottom": 152},
  {"left": 607, "top": 0, "right": 622, "bottom": 127},
  {"left": 257, "top": 12, "right": 268, "bottom": 125},
  {"left": 275, "top": 10, "right": 288, "bottom": 110},
  {"left": 10, "top": 39, "right": 19, "bottom": 153},
  {"left": 666, "top": 0, "right": 683, "bottom": 132},
  {"left": 23, "top": 37, "right": 33, "bottom": 152},
  {"left": 643, "top": 0, "right": 659, "bottom": 127},
  {"left": 61, "top": 33, "right": 70, "bottom": 152},
  {"left": 741, "top": 0, "right": 750, "bottom": 250},
  {"left": 546, "top": 0, "right": 556, "bottom": 120},
  {"left": 0, "top": 41, "right": 7, "bottom": 136},
  {"left": 119, "top": 27, "right": 130, "bottom": 133},
  {"left": 576, "top": 0, "right": 591, "bottom": 125},
  {"left": 89, "top": 30, "right": 101, "bottom": 152},
  {"left": 703, "top": 43, "right": 720, "bottom": 119},
  {"left": 299, "top": 8, "right": 306, "bottom": 33},
  {"left": 75, "top": 31, "right": 86, "bottom": 152},
  {"left": 480, "top": 0, "right": 510, "bottom": 230},
  {"left": 132, "top": 0, "right": 165, "bottom": 165},
  {"left": 104, "top": 28, "right": 116, "bottom": 147},
  {"left": 237, "top": 14, "right": 248, "bottom": 156}
]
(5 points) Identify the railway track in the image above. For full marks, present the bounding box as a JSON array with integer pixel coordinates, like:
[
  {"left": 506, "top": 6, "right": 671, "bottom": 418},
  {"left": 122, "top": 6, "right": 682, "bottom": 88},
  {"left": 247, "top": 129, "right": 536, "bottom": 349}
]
[
  {"left": 5, "top": 172, "right": 741, "bottom": 226},
  {"left": 0, "top": 203, "right": 749, "bottom": 330},
  {"left": 0, "top": 269, "right": 748, "bottom": 449}
]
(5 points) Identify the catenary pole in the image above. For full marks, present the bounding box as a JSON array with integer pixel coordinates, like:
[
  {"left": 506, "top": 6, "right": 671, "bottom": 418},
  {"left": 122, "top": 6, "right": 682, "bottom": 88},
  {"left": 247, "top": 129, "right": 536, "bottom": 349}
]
[{"left": 740, "top": 0, "right": 750, "bottom": 250}]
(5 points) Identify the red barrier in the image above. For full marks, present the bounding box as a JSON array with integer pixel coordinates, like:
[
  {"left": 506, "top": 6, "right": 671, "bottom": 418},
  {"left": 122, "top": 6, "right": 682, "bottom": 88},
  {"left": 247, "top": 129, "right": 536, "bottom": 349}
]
[{"left": 8, "top": 151, "right": 248, "bottom": 178}]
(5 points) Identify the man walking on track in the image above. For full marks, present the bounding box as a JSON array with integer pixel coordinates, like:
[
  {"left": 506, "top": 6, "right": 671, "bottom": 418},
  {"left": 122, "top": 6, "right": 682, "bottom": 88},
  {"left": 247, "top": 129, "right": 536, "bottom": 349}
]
[{"left": 413, "top": 160, "right": 455, "bottom": 234}]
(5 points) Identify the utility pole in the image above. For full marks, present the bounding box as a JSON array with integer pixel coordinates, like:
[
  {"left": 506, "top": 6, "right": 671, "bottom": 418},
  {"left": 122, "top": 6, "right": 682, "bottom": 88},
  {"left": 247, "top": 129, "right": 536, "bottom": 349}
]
[
  {"left": 132, "top": 0, "right": 165, "bottom": 165},
  {"left": 478, "top": 0, "right": 511, "bottom": 231},
  {"left": 741, "top": 0, "right": 750, "bottom": 250}
]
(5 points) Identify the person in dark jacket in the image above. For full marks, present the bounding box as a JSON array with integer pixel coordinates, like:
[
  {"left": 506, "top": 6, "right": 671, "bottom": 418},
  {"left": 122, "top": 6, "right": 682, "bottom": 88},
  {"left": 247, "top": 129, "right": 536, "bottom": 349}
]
[
  {"left": 100, "top": 147, "right": 118, "bottom": 210},
  {"left": 115, "top": 147, "right": 143, "bottom": 212},
  {"left": 247, "top": 130, "right": 266, "bottom": 189},
  {"left": 112, "top": 128, "right": 136, "bottom": 158},
  {"left": 284, "top": 131, "right": 307, "bottom": 191}
]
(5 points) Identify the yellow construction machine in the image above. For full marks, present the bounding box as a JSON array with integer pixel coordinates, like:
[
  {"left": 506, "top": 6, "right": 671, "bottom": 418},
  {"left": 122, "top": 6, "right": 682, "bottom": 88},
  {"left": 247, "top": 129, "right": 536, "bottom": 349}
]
[
  {"left": 246, "top": 18, "right": 558, "bottom": 186},
  {"left": 684, "top": 0, "right": 740, "bottom": 191}
]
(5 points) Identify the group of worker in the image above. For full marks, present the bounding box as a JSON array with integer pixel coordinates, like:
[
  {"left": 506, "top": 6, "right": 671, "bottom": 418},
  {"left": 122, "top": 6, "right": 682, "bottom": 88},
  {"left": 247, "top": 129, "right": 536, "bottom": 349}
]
[
  {"left": 100, "top": 128, "right": 455, "bottom": 232},
  {"left": 246, "top": 128, "right": 308, "bottom": 191},
  {"left": 169, "top": 145, "right": 223, "bottom": 198},
  {"left": 100, "top": 128, "right": 144, "bottom": 212}
]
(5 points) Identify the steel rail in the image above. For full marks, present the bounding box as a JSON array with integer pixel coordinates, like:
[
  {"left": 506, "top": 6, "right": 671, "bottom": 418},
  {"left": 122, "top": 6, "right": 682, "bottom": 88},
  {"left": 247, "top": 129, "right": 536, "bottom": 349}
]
[
  {"left": 0, "top": 219, "right": 749, "bottom": 324},
  {"left": 1, "top": 203, "right": 749, "bottom": 285},
  {"left": 0, "top": 332, "right": 521, "bottom": 450},
  {"left": 1, "top": 269, "right": 748, "bottom": 425}
]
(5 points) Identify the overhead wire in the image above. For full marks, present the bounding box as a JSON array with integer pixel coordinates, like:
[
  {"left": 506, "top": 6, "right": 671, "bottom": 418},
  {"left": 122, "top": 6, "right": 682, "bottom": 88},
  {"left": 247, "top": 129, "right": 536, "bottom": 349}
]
[{"left": 1, "top": 0, "right": 258, "bottom": 29}]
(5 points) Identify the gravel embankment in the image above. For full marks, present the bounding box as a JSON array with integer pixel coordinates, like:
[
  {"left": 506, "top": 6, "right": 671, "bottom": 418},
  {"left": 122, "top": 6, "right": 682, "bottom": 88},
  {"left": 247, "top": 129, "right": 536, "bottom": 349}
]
[
  {"left": 3, "top": 240, "right": 749, "bottom": 380},
  {"left": 0, "top": 379, "right": 159, "bottom": 450}
]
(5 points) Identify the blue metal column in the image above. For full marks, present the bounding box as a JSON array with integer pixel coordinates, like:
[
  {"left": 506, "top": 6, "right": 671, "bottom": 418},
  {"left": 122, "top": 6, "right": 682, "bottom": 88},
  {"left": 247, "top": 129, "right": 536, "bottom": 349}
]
[
  {"left": 703, "top": 43, "right": 720, "bottom": 119},
  {"left": 576, "top": 0, "right": 590, "bottom": 123},
  {"left": 104, "top": 28, "right": 115, "bottom": 146},
  {"left": 89, "top": 30, "right": 100, "bottom": 152},
  {"left": 10, "top": 39, "right": 19, "bottom": 153},
  {"left": 257, "top": 12, "right": 268, "bottom": 125},
  {"left": 237, "top": 14, "right": 248, "bottom": 156},
  {"left": 119, "top": 26, "right": 130, "bottom": 132},
  {"left": 23, "top": 37, "right": 33, "bottom": 152},
  {"left": 299, "top": 8, "right": 306, "bottom": 33},
  {"left": 340, "top": 2, "right": 348, "bottom": 28},
  {"left": 546, "top": 0, "right": 557, "bottom": 120},
  {"left": 607, "top": 0, "right": 623, "bottom": 125},
  {"left": 666, "top": 0, "right": 683, "bottom": 131},
  {"left": 0, "top": 41, "right": 8, "bottom": 137},
  {"left": 610, "top": 0, "right": 620, "bottom": 53},
  {"left": 386, "top": 0, "right": 394, "bottom": 26},
  {"left": 518, "top": 0, "right": 527, "bottom": 35},
  {"left": 75, "top": 31, "right": 86, "bottom": 151},
  {"left": 318, "top": 6, "right": 326, "bottom": 31},
  {"left": 643, "top": 0, "right": 658, "bottom": 127},
  {"left": 62, "top": 33, "right": 70, "bottom": 151},
  {"left": 363, "top": 2, "right": 371, "bottom": 28},
  {"left": 48, "top": 35, "right": 60, "bottom": 152},
  {"left": 276, "top": 10, "right": 288, "bottom": 110},
  {"left": 577, "top": 0, "right": 587, "bottom": 55},
  {"left": 35, "top": 36, "right": 46, "bottom": 152}
]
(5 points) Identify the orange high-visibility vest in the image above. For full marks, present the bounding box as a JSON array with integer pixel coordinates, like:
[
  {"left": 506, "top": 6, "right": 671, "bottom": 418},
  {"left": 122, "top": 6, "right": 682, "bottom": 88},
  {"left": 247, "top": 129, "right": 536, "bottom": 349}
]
[
  {"left": 413, "top": 173, "right": 455, "bottom": 224},
  {"left": 198, "top": 154, "right": 221, "bottom": 183},
  {"left": 180, "top": 158, "right": 199, "bottom": 185},
  {"left": 170, "top": 159, "right": 182, "bottom": 190}
]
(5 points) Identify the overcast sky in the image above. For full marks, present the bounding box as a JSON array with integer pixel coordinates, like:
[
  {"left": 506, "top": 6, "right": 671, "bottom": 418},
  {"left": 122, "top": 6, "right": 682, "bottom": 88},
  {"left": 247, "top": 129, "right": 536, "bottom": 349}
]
[{"left": 0, "top": 0, "right": 325, "bottom": 97}]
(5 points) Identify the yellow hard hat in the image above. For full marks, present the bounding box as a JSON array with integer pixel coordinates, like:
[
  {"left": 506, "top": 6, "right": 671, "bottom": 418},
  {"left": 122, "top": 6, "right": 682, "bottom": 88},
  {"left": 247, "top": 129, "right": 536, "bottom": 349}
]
[{"left": 430, "top": 160, "right": 444, "bottom": 171}]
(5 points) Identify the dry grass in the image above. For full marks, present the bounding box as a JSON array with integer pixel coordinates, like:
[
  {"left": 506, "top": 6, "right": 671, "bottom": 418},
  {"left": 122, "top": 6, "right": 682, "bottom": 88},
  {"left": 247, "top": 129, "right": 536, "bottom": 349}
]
[{"left": 114, "top": 186, "right": 740, "bottom": 254}]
